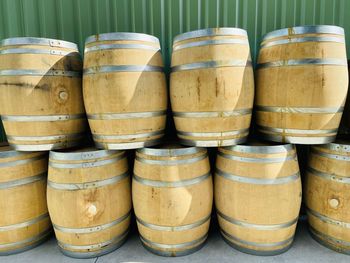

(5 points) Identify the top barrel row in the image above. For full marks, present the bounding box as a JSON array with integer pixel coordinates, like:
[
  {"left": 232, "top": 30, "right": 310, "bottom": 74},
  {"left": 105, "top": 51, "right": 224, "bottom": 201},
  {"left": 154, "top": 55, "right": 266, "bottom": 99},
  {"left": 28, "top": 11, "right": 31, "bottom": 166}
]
[{"left": 0, "top": 25, "right": 348, "bottom": 151}]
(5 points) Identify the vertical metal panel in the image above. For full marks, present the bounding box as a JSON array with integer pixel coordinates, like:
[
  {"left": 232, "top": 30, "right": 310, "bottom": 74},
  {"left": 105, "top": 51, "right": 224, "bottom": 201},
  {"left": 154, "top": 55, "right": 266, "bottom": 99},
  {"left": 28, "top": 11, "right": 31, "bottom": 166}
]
[{"left": 0, "top": 0, "right": 349, "bottom": 141}]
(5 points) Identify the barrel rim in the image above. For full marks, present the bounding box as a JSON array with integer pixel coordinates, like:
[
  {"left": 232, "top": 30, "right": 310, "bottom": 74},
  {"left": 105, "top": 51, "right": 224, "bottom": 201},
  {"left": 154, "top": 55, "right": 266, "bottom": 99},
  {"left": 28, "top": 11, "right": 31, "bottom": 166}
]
[
  {"left": 137, "top": 146, "right": 205, "bottom": 157},
  {"left": 314, "top": 141, "right": 350, "bottom": 153},
  {"left": 221, "top": 143, "right": 294, "bottom": 154},
  {"left": 49, "top": 148, "right": 123, "bottom": 161},
  {"left": 85, "top": 32, "right": 160, "bottom": 45},
  {"left": 0, "top": 37, "right": 79, "bottom": 50},
  {"left": 262, "top": 25, "right": 345, "bottom": 41},
  {"left": 173, "top": 27, "right": 248, "bottom": 44}
]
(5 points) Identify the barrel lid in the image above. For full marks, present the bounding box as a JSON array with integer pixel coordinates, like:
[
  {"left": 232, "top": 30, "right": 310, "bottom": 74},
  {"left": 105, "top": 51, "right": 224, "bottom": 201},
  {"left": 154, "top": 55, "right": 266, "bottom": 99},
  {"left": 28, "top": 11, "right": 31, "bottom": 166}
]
[
  {"left": 173, "top": 27, "right": 248, "bottom": 44},
  {"left": 85, "top": 32, "right": 160, "bottom": 45},
  {"left": 0, "top": 37, "right": 79, "bottom": 50},
  {"left": 50, "top": 148, "right": 123, "bottom": 161},
  {"left": 137, "top": 146, "right": 205, "bottom": 157},
  {"left": 222, "top": 143, "right": 294, "bottom": 154},
  {"left": 262, "top": 25, "right": 345, "bottom": 41}
]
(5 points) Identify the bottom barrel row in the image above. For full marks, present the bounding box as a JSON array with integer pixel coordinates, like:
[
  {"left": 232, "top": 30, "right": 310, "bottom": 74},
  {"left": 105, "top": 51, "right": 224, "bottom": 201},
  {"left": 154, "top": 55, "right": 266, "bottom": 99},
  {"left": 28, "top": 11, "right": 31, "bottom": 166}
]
[{"left": 0, "top": 142, "right": 349, "bottom": 258}]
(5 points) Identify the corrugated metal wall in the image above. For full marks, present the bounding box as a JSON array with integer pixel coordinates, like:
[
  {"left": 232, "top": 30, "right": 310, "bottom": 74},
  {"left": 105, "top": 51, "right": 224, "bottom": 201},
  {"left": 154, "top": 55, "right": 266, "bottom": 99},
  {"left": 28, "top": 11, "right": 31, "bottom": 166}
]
[{"left": 0, "top": 0, "right": 349, "bottom": 140}]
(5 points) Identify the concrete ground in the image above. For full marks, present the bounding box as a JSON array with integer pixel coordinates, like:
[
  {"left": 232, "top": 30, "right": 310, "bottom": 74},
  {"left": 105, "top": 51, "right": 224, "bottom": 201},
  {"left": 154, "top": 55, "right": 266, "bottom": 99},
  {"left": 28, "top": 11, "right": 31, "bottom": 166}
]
[{"left": 0, "top": 220, "right": 348, "bottom": 263}]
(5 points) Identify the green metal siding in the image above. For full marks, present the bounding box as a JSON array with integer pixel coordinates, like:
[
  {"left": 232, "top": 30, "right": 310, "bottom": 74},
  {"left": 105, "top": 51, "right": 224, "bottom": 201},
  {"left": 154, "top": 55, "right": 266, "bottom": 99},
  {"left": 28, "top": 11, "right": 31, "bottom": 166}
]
[{"left": 0, "top": 0, "right": 349, "bottom": 141}]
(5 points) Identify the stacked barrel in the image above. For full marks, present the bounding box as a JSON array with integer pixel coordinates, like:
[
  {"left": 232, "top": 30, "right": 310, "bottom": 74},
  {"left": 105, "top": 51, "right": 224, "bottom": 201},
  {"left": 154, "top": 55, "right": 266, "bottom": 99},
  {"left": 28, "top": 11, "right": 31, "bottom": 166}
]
[{"left": 0, "top": 24, "right": 349, "bottom": 258}]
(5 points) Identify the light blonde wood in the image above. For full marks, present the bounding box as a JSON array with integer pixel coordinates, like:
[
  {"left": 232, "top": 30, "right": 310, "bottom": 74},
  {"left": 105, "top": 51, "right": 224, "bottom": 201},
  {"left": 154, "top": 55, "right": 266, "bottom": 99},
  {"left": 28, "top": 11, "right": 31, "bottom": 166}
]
[
  {"left": 83, "top": 33, "right": 167, "bottom": 149},
  {"left": 255, "top": 27, "right": 348, "bottom": 144},
  {"left": 170, "top": 29, "right": 254, "bottom": 146},
  {"left": 0, "top": 38, "right": 86, "bottom": 151},
  {"left": 339, "top": 63, "right": 350, "bottom": 135},
  {"left": 0, "top": 145, "right": 51, "bottom": 255},
  {"left": 132, "top": 146, "right": 213, "bottom": 256},
  {"left": 47, "top": 148, "right": 131, "bottom": 258},
  {"left": 215, "top": 144, "right": 301, "bottom": 255},
  {"left": 305, "top": 142, "right": 350, "bottom": 254}
]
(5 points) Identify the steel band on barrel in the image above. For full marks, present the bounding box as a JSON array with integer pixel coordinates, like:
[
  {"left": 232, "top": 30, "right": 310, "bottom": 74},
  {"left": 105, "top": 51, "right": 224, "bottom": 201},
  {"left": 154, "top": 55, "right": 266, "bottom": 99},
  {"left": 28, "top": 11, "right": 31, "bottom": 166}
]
[
  {"left": 48, "top": 171, "right": 128, "bottom": 190},
  {"left": 58, "top": 228, "right": 129, "bottom": 251},
  {"left": 179, "top": 137, "right": 247, "bottom": 147},
  {"left": 261, "top": 36, "right": 345, "bottom": 48},
  {"left": 135, "top": 152, "right": 207, "bottom": 166},
  {"left": 217, "top": 210, "right": 298, "bottom": 230},
  {"left": 257, "top": 125, "right": 338, "bottom": 135},
  {"left": 133, "top": 172, "right": 210, "bottom": 187},
  {"left": 222, "top": 144, "right": 294, "bottom": 154},
  {"left": 85, "top": 32, "right": 160, "bottom": 45},
  {"left": 173, "top": 109, "right": 252, "bottom": 117},
  {"left": 0, "top": 213, "right": 49, "bottom": 231},
  {"left": 221, "top": 228, "right": 294, "bottom": 248},
  {"left": 53, "top": 211, "right": 131, "bottom": 233},
  {"left": 0, "top": 69, "right": 81, "bottom": 77},
  {"left": 307, "top": 208, "right": 350, "bottom": 228},
  {"left": 137, "top": 147, "right": 205, "bottom": 157},
  {"left": 0, "top": 48, "right": 79, "bottom": 56},
  {"left": 257, "top": 58, "right": 347, "bottom": 69},
  {"left": 7, "top": 133, "right": 85, "bottom": 142},
  {"left": 173, "top": 28, "right": 248, "bottom": 43},
  {"left": 50, "top": 150, "right": 121, "bottom": 161},
  {"left": 93, "top": 130, "right": 164, "bottom": 140},
  {"left": 306, "top": 167, "right": 350, "bottom": 184},
  {"left": 309, "top": 225, "right": 350, "bottom": 254},
  {"left": 94, "top": 139, "right": 163, "bottom": 150},
  {"left": 87, "top": 110, "right": 166, "bottom": 120},
  {"left": 177, "top": 128, "right": 249, "bottom": 138},
  {"left": 85, "top": 43, "right": 160, "bottom": 53},
  {"left": 0, "top": 37, "right": 79, "bottom": 50},
  {"left": 0, "top": 229, "right": 52, "bottom": 252},
  {"left": 140, "top": 233, "right": 207, "bottom": 250},
  {"left": 1, "top": 114, "right": 85, "bottom": 122},
  {"left": 172, "top": 59, "right": 252, "bottom": 72},
  {"left": 49, "top": 154, "right": 126, "bottom": 169},
  {"left": 0, "top": 172, "right": 46, "bottom": 189},
  {"left": 217, "top": 150, "right": 296, "bottom": 163},
  {"left": 136, "top": 214, "right": 210, "bottom": 231},
  {"left": 84, "top": 65, "right": 163, "bottom": 74},
  {"left": 255, "top": 105, "right": 344, "bottom": 114},
  {"left": 310, "top": 148, "right": 350, "bottom": 162},
  {"left": 216, "top": 168, "right": 300, "bottom": 185},
  {"left": 0, "top": 155, "right": 46, "bottom": 168},
  {"left": 173, "top": 38, "right": 249, "bottom": 51},
  {"left": 262, "top": 25, "right": 345, "bottom": 41}
]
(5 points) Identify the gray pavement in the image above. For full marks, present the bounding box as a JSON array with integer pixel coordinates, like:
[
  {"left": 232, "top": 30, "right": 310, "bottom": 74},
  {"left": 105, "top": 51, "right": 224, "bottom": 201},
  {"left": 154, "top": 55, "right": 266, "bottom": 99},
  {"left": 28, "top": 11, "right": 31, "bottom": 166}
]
[{"left": 0, "top": 220, "right": 348, "bottom": 263}]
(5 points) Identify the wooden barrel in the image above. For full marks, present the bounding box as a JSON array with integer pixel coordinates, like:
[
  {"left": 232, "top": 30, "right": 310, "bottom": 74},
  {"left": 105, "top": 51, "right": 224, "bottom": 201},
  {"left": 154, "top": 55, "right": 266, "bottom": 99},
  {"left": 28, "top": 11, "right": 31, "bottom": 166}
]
[
  {"left": 215, "top": 144, "right": 302, "bottom": 255},
  {"left": 47, "top": 148, "right": 131, "bottom": 258},
  {"left": 170, "top": 28, "right": 254, "bottom": 147},
  {"left": 339, "top": 61, "right": 350, "bottom": 135},
  {"left": 83, "top": 33, "right": 167, "bottom": 150},
  {"left": 0, "top": 144, "right": 51, "bottom": 255},
  {"left": 132, "top": 146, "right": 213, "bottom": 256},
  {"left": 305, "top": 142, "right": 350, "bottom": 254},
  {"left": 255, "top": 25, "right": 348, "bottom": 144},
  {"left": 0, "top": 37, "right": 86, "bottom": 151}
]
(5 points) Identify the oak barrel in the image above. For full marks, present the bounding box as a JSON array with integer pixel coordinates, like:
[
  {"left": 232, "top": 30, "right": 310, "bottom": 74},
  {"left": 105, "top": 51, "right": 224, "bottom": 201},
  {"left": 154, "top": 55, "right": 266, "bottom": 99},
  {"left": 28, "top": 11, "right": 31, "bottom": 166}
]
[
  {"left": 170, "top": 28, "right": 254, "bottom": 147},
  {"left": 0, "top": 37, "right": 86, "bottom": 151},
  {"left": 47, "top": 148, "right": 131, "bottom": 258},
  {"left": 0, "top": 144, "right": 51, "bottom": 255},
  {"left": 305, "top": 142, "right": 350, "bottom": 254},
  {"left": 255, "top": 25, "right": 348, "bottom": 144},
  {"left": 83, "top": 33, "right": 167, "bottom": 149},
  {"left": 132, "top": 146, "right": 213, "bottom": 256},
  {"left": 215, "top": 144, "right": 302, "bottom": 255}
]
